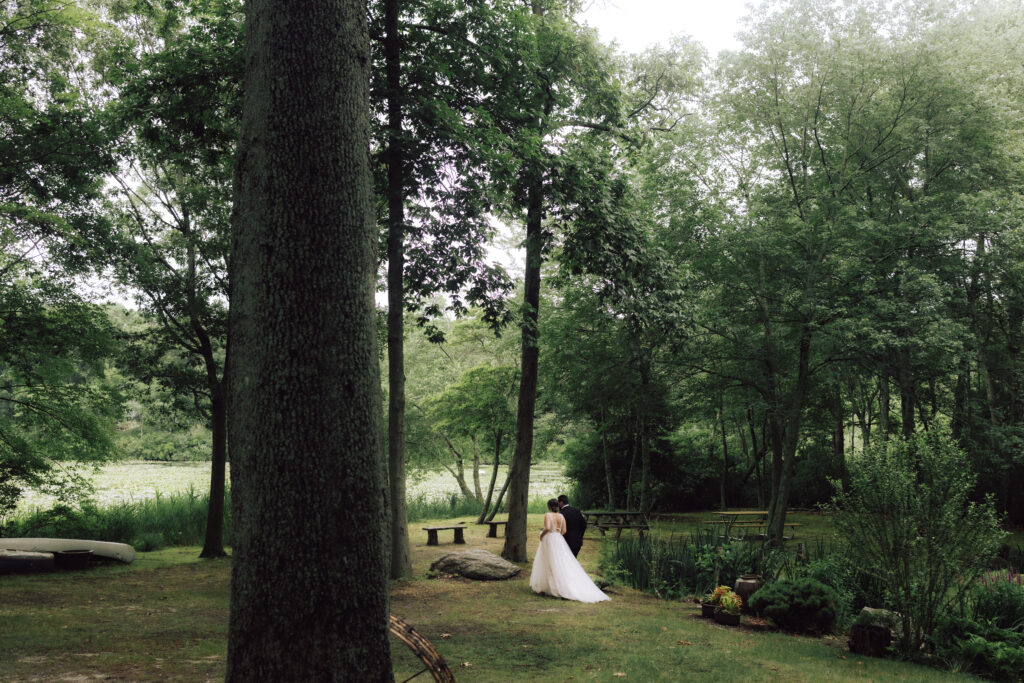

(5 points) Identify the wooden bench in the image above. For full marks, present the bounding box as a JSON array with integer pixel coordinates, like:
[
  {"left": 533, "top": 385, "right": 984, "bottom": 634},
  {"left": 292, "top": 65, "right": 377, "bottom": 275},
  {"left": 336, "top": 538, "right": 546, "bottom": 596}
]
[
  {"left": 422, "top": 524, "right": 466, "bottom": 546},
  {"left": 485, "top": 520, "right": 507, "bottom": 538}
]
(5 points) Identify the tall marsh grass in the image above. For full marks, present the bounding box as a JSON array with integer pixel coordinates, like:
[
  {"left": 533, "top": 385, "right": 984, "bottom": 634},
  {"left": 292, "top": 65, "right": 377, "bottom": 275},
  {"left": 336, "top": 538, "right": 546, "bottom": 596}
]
[
  {"left": 2, "top": 485, "right": 230, "bottom": 550},
  {"left": 600, "top": 529, "right": 813, "bottom": 600},
  {"left": 4, "top": 489, "right": 552, "bottom": 548},
  {"left": 405, "top": 492, "right": 552, "bottom": 522}
]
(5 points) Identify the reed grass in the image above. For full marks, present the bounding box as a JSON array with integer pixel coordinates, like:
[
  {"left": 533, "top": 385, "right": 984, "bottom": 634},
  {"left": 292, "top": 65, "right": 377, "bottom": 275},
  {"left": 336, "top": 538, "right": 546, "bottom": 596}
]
[{"left": 2, "top": 485, "right": 230, "bottom": 550}]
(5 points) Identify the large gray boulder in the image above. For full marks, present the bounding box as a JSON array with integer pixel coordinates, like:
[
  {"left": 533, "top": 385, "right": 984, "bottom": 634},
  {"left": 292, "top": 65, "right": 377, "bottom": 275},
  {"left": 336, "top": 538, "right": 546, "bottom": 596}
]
[{"left": 429, "top": 549, "right": 521, "bottom": 581}]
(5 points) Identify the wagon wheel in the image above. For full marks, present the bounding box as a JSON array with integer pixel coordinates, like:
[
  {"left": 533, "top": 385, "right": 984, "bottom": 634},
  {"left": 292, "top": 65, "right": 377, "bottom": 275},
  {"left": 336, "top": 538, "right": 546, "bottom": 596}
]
[{"left": 389, "top": 614, "right": 456, "bottom": 683}]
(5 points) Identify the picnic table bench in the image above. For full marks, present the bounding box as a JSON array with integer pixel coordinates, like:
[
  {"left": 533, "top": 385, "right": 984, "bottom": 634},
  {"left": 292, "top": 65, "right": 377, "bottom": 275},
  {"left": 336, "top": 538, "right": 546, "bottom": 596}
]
[
  {"left": 422, "top": 524, "right": 466, "bottom": 546},
  {"left": 581, "top": 510, "right": 650, "bottom": 540},
  {"left": 484, "top": 520, "right": 507, "bottom": 538}
]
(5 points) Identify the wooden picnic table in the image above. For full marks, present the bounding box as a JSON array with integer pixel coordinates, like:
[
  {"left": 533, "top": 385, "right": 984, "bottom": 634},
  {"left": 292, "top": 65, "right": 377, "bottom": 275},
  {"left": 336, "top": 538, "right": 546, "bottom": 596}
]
[
  {"left": 705, "top": 511, "right": 802, "bottom": 540},
  {"left": 581, "top": 510, "right": 650, "bottom": 539}
]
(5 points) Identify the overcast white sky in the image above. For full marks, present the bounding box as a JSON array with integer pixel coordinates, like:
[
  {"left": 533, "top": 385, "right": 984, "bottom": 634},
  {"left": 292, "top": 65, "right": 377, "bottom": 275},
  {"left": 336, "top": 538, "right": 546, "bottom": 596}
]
[{"left": 577, "top": 0, "right": 750, "bottom": 56}]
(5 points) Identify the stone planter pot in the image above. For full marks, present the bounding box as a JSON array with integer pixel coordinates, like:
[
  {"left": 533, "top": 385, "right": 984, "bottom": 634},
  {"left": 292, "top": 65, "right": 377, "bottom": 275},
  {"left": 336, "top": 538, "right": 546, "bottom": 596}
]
[
  {"left": 734, "top": 573, "right": 763, "bottom": 611},
  {"left": 53, "top": 549, "right": 93, "bottom": 570},
  {"left": 848, "top": 624, "right": 891, "bottom": 657},
  {"left": 714, "top": 611, "right": 741, "bottom": 626},
  {"left": 701, "top": 602, "right": 716, "bottom": 618}
]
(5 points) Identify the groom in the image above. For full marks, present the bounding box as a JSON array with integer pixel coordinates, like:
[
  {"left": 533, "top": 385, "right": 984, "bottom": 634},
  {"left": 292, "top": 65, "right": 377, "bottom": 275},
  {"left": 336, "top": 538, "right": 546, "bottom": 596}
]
[{"left": 557, "top": 494, "right": 587, "bottom": 557}]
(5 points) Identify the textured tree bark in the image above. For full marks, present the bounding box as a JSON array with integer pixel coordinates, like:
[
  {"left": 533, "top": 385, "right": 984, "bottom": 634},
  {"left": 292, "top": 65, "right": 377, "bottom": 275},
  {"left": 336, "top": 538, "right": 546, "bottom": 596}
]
[
  {"left": 226, "top": 0, "right": 391, "bottom": 679},
  {"left": 385, "top": 0, "right": 413, "bottom": 581},
  {"left": 502, "top": 169, "right": 543, "bottom": 562},
  {"left": 767, "top": 325, "right": 813, "bottom": 547}
]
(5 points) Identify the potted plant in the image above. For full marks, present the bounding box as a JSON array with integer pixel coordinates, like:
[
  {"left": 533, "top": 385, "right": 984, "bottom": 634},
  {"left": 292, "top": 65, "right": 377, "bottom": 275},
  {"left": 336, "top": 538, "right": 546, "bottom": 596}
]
[
  {"left": 701, "top": 585, "right": 731, "bottom": 618},
  {"left": 713, "top": 590, "right": 743, "bottom": 625}
]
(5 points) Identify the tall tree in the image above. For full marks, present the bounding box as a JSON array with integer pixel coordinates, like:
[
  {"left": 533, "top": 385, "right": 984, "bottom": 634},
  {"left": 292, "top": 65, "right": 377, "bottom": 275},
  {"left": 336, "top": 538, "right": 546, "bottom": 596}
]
[
  {"left": 98, "top": 0, "right": 242, "bottom": 558},
  {"left": 372, "top": 0, "right": 519, "bottom": 578},
  {"left": 226, "top": 0, "right": 390, "bottom": 678},
  {"left": 0, "top": 0, "right": 121, "bottom": 515}
]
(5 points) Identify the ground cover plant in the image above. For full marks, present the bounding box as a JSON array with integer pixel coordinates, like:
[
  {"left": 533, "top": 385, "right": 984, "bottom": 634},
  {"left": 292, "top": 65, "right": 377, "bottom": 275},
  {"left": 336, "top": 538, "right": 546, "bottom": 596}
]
[{"left": 0, "top": 514, "right": 986, "bottom": 682}]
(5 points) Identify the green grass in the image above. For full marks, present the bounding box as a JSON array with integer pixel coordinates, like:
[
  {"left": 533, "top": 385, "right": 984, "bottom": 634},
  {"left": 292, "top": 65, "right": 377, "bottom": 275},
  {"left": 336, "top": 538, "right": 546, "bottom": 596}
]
[{"left": 0, "top": 516, "right": 982, "bottom": 681}]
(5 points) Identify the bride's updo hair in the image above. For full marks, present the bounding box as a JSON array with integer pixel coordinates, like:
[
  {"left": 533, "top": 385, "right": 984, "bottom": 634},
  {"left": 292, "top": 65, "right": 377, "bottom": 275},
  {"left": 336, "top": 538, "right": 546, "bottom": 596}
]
[{"left": 547, "top": 498, "right": 559, "bottom": 512}]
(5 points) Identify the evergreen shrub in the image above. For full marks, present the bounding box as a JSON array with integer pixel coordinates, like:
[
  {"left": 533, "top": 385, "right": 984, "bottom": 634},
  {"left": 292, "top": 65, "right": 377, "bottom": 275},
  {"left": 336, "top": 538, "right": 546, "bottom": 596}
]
[{"left": 748, "top": 577, "right": 841, "bottom": 634}]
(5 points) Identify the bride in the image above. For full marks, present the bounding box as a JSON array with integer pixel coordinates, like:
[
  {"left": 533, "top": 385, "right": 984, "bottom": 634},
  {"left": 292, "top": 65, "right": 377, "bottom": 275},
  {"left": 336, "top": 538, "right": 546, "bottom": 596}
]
[{"left": 530, "top": 499, "right": 609, "bottom": 603}]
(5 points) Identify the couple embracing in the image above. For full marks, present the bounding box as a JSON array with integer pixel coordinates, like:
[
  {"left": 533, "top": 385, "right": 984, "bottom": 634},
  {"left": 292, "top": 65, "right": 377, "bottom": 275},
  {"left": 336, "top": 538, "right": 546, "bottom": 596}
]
[{"left": 529, "top": 495, "right": 609, "bottom": 603}]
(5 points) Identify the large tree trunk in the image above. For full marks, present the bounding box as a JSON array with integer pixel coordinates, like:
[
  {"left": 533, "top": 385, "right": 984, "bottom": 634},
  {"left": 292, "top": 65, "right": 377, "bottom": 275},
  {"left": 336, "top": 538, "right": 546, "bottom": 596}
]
[
  {"left": 501, "top": 168, "right": 543, "bottom": 562},
  {"left": 384, "top": 0, "right": 412, "bottom": 579},
  {"left": 226, "top": 0, "right": 391, "bottom": 679},
  {"left": 199, "top": 381, "right": 227, "bottom": 558}
]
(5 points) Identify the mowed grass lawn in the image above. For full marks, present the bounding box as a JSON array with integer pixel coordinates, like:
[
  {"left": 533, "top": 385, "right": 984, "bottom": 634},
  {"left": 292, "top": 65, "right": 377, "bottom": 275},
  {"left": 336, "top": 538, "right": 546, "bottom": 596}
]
[{"left": 0, "top": 511, "right": 999, "bottom": 682}]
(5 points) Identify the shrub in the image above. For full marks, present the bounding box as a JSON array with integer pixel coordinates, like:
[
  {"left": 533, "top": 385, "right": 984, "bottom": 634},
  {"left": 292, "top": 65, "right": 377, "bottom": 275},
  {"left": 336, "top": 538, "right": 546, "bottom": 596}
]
[
  {"left": 748, "top": 577, "right": 841, "bottom": 634},
  {"left": 794, "top": 555, "right": 856, "bottom": 630},
  {"left": 972, "top": 570, "right": 1024, "bottom": 631},
  {"left": 931, "top": 616, "right": 1024, "bottom": 681},
  {"left": 829, "top": 431, "right": 1005, "bottom": 656}
]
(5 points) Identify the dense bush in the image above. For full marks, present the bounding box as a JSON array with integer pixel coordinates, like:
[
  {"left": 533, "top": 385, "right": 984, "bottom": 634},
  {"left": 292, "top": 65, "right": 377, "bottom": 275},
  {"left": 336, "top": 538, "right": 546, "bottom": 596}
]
[
  {"left": 931, "top": 617, "right": 1024, "bottom": 681},
  {"left": 792, "top": 555, "right": 856, "bottom": 630},
  {"left": 748, "top": 577, "right": 841, "bottom": 634},
  {"left": 830, "top": 431, "right": 1004, "bottom": 655},
  {"left": 971, "top": 570, "right": 1024, "bottom": 631}
]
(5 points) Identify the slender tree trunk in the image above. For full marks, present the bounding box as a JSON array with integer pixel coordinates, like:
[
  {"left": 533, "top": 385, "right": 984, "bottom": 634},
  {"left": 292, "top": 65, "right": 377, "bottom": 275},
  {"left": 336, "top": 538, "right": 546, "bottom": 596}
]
[
  {"left": 831, "top": 384, "right": 844, "bottom": 479},
  {"left": 639, "top": 416, "right": 653, "bottom": 514},
  {"left": 768, "top": 325, "right": 813, "bottom": 547},
  {"left": 471, "top": 434, "right": 483, "bottom": 501},
  {"left": 601, "top": 421, "right": 615, "bottom": 510},
  {"left": 879, "top": 373, "right": 891, "bottom": 441},
  {"left": 719, "top": 403, "right": 729, "bottom": 511},
  {"left": 487, "top": 473, "right": 512, "bottom": 522},
  {"left": 226, "top": 0, "right": 390, "bottom": 678},
  {"left": 706, "top": 412, "right": 720, "bottom": 510},
  {"left": 440, "top": 435, "right": 474, "bottom": 499},
  {"left": 898, "top": 349, "right": 916, "bottom": 439},
  {"left": 384, "top": 0, "right": 412, "bottom": 580},
  {"left": 502, "top": 167, "right": 543, "bottom": 562},
  {"left": 199, "top": 381, "right": 227, "bottom": 558},
  {"left": 477, "top": 430, "right": 503, "bottom": 523},
  {"left": 626, "top": 416, "right": 639, "bottom": 511}
]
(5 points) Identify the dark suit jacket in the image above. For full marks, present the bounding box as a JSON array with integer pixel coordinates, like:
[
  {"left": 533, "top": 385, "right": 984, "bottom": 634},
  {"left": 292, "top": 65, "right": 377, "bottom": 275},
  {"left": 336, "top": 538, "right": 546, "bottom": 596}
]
[{"left": 560, "top": 504, "right": 586, "bottom": 556}]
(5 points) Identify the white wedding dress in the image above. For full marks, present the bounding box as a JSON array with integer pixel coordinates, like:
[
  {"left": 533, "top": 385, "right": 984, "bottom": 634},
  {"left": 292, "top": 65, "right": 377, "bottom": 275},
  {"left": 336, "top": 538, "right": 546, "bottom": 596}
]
[{"left": 530, "top": 512, "right": 609, "bottom": 603}]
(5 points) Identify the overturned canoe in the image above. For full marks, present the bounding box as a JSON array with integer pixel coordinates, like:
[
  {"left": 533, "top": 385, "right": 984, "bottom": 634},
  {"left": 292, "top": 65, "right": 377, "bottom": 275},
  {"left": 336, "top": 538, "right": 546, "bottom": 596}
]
[
  {"left": 0, "top": 538, "right": 135, "bottom": 564},
  {"left": 0, "top": 549, "right": 56, "bottom": 574}
]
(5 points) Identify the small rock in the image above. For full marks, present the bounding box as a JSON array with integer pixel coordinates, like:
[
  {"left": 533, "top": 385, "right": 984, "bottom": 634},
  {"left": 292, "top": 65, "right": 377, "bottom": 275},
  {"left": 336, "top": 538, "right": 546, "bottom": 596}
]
[{"left": 429, "top": 549, "right": 521, "bottom": 580}]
